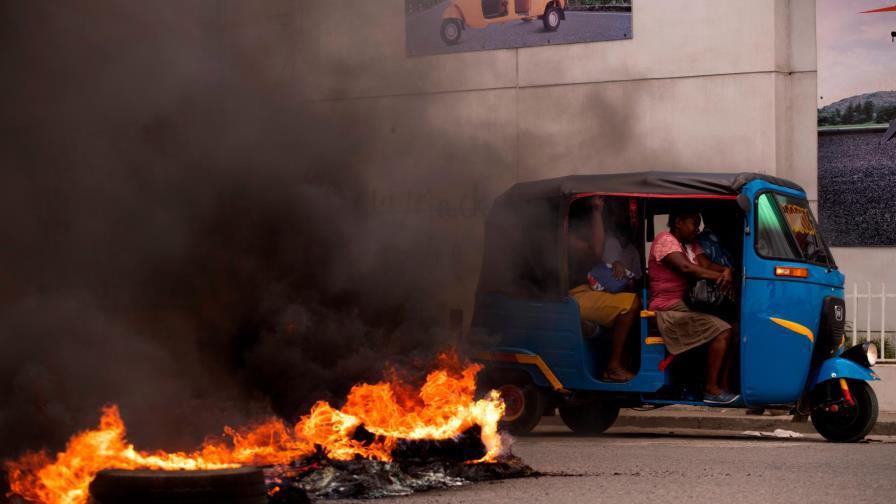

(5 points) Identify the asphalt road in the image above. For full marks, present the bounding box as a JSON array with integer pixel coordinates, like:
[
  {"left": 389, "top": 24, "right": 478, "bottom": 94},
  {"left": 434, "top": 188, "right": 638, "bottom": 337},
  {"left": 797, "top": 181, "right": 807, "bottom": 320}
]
[
  {"left": 343, "top": 424, "right": 896, "bottom": 504},
  {"left": 406, "top": 3, "right": 632, "bottom": 56},
  {"left": 818, "top": 131, "right": 896, "bottom": 247}
]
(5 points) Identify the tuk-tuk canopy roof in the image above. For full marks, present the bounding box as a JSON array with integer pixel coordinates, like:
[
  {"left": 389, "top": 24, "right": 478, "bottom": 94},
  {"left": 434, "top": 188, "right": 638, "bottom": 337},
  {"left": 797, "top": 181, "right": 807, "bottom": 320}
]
[
  {"left": 476, "top": 171, "right": 804, "bottom": 299},
  {"left": 498, "top": 171, "right": 803, "bottom": 202}
]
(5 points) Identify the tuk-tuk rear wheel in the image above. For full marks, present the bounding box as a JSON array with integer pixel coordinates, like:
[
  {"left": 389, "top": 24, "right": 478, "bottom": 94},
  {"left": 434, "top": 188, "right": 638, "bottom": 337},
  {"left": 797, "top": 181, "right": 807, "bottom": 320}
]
[
  {"left": 440, "top": 19, "right": 462, "bottom": 46},
  {"left": 542, "top": 6, "right": 561, "bottom": 31},
  {"left": 810, "top": 379, "right": 878, "bottom": 443},
  {"left": 558, "top": 400, "right": 620, "bottom": 435},
  {"left": 495, "top": 383, "right": 545, "bottom": 435}
]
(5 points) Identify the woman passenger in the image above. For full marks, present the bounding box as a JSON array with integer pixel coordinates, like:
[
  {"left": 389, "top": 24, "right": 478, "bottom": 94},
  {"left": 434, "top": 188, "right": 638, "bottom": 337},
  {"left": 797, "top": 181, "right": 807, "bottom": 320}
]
[{"left": 648, "top": 209, "right": 739, "bottom": 405}]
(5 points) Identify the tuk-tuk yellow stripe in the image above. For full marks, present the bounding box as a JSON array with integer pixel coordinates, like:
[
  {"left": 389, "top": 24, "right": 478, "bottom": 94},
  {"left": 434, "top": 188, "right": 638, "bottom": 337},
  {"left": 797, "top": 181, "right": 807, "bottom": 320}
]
[
  {"left": 514, "top": 354, "right": 567, "bottom": 392},
  {"left": 769, "top": 317, "right": 814, "bottom": 343},
  {"left": 645, "top": 336, "right": 665, "bottom": 345},
  {"left": 473, "top": 351, "right": 567, "bottom": 392}
]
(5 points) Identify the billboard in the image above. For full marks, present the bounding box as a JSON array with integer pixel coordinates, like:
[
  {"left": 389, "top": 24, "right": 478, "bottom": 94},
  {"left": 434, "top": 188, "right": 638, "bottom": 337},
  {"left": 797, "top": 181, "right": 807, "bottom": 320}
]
[
  {"left": 405, "top": 0, "right": 632, "bottom": 57},
  {"left": 817, "top": 1, "right": 896, "bottom": 246}
]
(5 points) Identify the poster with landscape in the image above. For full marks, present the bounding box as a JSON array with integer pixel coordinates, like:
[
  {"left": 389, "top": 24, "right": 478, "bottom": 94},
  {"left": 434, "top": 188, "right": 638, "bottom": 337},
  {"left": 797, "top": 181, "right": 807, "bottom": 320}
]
[
  {"left": 405, "top": 0, "right": 632, "bottom": 57},
  {"left": 816, "top": 1, "right": 896, "bottom": 246}
]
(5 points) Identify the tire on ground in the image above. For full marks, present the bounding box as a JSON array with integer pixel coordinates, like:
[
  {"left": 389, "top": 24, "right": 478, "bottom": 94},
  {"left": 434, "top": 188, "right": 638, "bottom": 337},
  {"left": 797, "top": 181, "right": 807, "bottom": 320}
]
[{"left": 88, "top": 467, "right": 272, "bottom": 504}]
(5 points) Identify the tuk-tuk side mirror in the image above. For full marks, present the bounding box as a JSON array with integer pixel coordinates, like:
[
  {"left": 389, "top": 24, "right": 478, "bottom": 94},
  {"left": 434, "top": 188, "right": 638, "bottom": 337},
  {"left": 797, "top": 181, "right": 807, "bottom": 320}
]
[{"left": 736, "top": 193, "right": 752, "bottom": 213}]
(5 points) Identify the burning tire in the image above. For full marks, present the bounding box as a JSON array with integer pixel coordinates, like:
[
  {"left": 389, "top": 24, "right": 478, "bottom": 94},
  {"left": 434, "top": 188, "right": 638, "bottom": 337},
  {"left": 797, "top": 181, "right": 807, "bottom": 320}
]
[
  {"left": 441, "top": 19, "right": 462, "bottom": 45},
  {"left": 494, "top": 383, "right": 545, "bottom": 435},
  {"left": 558, "top": 400, "right": 620, "bottom": 435},
  {"left": 811, "top": 379, "right": 879, "bottom": 442},
  {"left": 88, "top": 467, "right": 270, "bottom": 504}
]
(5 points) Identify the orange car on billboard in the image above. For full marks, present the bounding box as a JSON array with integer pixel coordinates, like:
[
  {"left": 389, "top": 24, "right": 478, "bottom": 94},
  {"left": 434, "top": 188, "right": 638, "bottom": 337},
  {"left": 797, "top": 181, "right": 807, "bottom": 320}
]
[{"left": 440, "top": 0, "right": 568, "bottom": 45}]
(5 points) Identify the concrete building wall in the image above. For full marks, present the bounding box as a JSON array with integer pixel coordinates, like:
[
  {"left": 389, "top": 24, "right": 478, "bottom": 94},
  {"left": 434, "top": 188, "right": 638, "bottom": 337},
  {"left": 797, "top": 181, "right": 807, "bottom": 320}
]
[
  {"left": 228, "top": 0, "right": 895, "bottom": 406},
  {"left": 279, "top": 0, "right": 820, "bottom": 311}
]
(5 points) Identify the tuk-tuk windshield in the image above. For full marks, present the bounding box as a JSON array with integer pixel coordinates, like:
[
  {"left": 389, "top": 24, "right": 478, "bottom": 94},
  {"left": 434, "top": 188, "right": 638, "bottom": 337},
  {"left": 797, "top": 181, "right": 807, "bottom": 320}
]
[{"left": 755, "top": 192, "right": 835, "bottom": 268}]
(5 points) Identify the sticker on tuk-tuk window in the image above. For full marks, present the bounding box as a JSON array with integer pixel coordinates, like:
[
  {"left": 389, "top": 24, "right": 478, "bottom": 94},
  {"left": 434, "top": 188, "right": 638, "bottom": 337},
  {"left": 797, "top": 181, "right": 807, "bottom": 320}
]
[
  {"left": 780, "top": 203, "right": 817, "bottom": 237},
  {"left": 405, "top": 0, "right": 633, "bottom": 57},
  {"left": 772, "top": 194, "right": 833, "bottom": 267}
]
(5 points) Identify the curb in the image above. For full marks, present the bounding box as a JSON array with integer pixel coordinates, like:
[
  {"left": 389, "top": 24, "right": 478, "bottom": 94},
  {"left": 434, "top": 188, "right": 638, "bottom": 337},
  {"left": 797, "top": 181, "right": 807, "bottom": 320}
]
[{"left": 539, "top": 411, "right": 896, "bottom": 436}]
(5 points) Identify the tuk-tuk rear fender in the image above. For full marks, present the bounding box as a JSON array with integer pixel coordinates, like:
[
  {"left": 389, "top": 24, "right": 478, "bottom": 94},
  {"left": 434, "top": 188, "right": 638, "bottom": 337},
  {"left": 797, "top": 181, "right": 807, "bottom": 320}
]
[
  {"left": 807, "top": 357, "right": 880, "bottom": 391},
  {"left": 533, "top": 1, "right": 566, "bottom": 19},
  {"left": 473, "top": 349, "right": 560, "bottom": 392},
  {"left": 550, "top": 1, "right": 567, "bottom": 19},
  {"left": 441, "top": 5, "right": 466, "bottom": 27}
]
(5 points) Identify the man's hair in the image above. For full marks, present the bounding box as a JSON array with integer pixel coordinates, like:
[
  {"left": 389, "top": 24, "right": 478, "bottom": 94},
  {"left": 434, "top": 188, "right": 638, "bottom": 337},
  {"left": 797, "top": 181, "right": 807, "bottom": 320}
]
[{"left": 667, "top": 209, "right": 701, "bottom": 229}]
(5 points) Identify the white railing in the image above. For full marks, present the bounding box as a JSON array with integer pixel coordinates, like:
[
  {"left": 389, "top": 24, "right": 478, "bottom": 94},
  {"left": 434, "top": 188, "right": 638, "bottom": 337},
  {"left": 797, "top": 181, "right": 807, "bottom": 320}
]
[{"left": 846, "top": 282, "right": 896, "bottom": 363}]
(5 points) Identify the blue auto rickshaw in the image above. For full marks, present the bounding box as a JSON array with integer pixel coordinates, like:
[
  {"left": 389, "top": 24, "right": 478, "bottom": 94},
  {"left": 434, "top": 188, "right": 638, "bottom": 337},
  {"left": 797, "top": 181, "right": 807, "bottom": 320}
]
[{"left": 469, "top": 172, "right": 880, "bottom": 441}]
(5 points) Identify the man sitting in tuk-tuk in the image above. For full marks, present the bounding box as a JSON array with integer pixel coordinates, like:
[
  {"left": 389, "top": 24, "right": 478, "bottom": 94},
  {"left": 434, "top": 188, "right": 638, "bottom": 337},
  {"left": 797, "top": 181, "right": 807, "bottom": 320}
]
[
  {"left": 648, "top": 209, "right": 738, "bottom": 404},
  {"left": 568, "top": 196, "right": 641, "bottom": 382}
]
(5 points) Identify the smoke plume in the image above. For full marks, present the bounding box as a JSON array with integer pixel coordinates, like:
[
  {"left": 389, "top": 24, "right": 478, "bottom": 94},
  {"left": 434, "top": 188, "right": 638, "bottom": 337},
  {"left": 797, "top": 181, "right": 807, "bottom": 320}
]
[{"left": 0, "top": 0, "right": 479, "bottom": 460}]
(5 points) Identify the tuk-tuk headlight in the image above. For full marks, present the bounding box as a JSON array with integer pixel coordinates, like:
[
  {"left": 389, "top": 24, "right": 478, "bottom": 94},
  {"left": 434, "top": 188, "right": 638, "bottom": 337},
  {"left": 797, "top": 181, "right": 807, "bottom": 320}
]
[
  {"left": 866, "top": 342, "right": 878, "bottom": 367},
  {"left": 841, "top": 342, "right": 877, "bottom": 367}
]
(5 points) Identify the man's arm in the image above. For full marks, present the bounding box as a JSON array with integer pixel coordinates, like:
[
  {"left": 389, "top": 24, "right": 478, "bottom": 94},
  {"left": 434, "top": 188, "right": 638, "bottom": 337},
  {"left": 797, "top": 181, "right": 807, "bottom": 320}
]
[{"left": 589, "top": 197, "right": 605, "bottom": 262}]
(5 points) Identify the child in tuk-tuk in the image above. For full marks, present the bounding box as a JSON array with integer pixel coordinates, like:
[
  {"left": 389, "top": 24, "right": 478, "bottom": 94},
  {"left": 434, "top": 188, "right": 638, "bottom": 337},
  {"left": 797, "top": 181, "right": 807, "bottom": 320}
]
[
  {"left": 568, "top": 196, "right": 642, "bottom": 383},
  {"left": 648, "top": 209, "right": 739, "bottom": 405}
]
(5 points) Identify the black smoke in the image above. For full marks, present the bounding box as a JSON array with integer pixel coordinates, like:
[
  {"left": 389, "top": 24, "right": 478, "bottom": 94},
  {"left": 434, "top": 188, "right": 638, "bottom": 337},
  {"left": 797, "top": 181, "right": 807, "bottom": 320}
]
[{"left": 0, "top": 0, "right": 476, "bottom": 459}]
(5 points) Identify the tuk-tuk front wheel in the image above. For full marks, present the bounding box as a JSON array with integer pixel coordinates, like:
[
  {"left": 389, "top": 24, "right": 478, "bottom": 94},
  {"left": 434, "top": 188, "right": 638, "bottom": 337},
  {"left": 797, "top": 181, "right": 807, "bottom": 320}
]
[
  {"left": 494, "top": 383, "right": 545, "bottom": 435},
  {"left": 542, "top": 6, "right": 561, "bottom": 32},
  {"left": 811, "top": 379, "right": 878, "bottom": 442},
  {"left": 558, "top": 400, "right": 620, "bottom": 435},
  {"left": 441, "top": 19, "right": 462, "bottom": 45}
]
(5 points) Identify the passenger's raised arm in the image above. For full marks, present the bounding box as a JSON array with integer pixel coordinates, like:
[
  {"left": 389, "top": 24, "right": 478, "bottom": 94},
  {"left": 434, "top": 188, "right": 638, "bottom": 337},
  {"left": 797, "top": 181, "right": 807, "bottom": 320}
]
[{"left": 588, "top": 196, "right": 605, "bottom": 262}]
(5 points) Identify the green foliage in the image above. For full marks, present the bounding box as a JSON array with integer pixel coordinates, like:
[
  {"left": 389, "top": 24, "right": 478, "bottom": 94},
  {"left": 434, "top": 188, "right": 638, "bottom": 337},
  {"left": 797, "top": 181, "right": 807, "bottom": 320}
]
[
  {"left": 406, "top": 0, "right": 445, "bottom": 15},
  {"left": 842, "top": 102, "right": 857, "bottom": 124},
  {"left": 570, "top": 0, "right": 632, "bottom": 6},
  {"left": 876, "top": 104, "right": 896, "bottom": 124},
  {"left": 821, "top": 99, "right": 896, "bottom": 127},
  {"left": 861, "top": 100, "right": 875, "bottom": 123},
  {"left": 826, "top": 101, "right": 878, "bottom": 126}
]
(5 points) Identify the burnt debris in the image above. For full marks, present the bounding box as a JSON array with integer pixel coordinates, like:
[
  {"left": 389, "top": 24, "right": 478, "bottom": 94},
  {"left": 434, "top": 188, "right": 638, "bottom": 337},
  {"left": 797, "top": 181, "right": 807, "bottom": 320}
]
[
  {"left": 264, "top": 453, "right": 534, "bottom": 502},
  {"left": 265, "top": 427, "right": 533, "bottom": 501}
]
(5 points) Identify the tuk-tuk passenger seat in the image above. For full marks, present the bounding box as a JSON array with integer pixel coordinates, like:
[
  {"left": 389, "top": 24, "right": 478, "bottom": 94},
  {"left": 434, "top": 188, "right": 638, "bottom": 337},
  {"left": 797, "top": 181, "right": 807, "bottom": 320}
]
[
  {"left": 641, "top": 310, "right": 674, "bottom": 370},
  {"left": 641, "top": 309, "right": 659, "bottom": 335}
]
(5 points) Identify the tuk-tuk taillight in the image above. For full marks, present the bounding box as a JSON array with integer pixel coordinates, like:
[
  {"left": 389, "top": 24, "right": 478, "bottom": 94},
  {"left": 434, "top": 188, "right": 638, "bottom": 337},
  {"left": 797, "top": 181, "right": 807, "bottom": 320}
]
[{"left": 775, "top": 266, "right": 809, "bottom": 278}]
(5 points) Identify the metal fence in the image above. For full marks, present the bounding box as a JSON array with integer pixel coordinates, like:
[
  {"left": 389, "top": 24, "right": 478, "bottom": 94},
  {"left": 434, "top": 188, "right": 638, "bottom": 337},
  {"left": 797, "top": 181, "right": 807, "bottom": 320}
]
[{"left": 846, "top": 282, "right": 896, "bottom": 362}]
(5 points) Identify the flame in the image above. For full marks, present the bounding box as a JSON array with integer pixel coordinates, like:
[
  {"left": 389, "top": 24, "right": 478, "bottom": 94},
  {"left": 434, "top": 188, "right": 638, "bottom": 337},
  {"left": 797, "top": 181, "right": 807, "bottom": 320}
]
[{"left": 4, "top": 353, "right": 505, "bottom": 504}]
